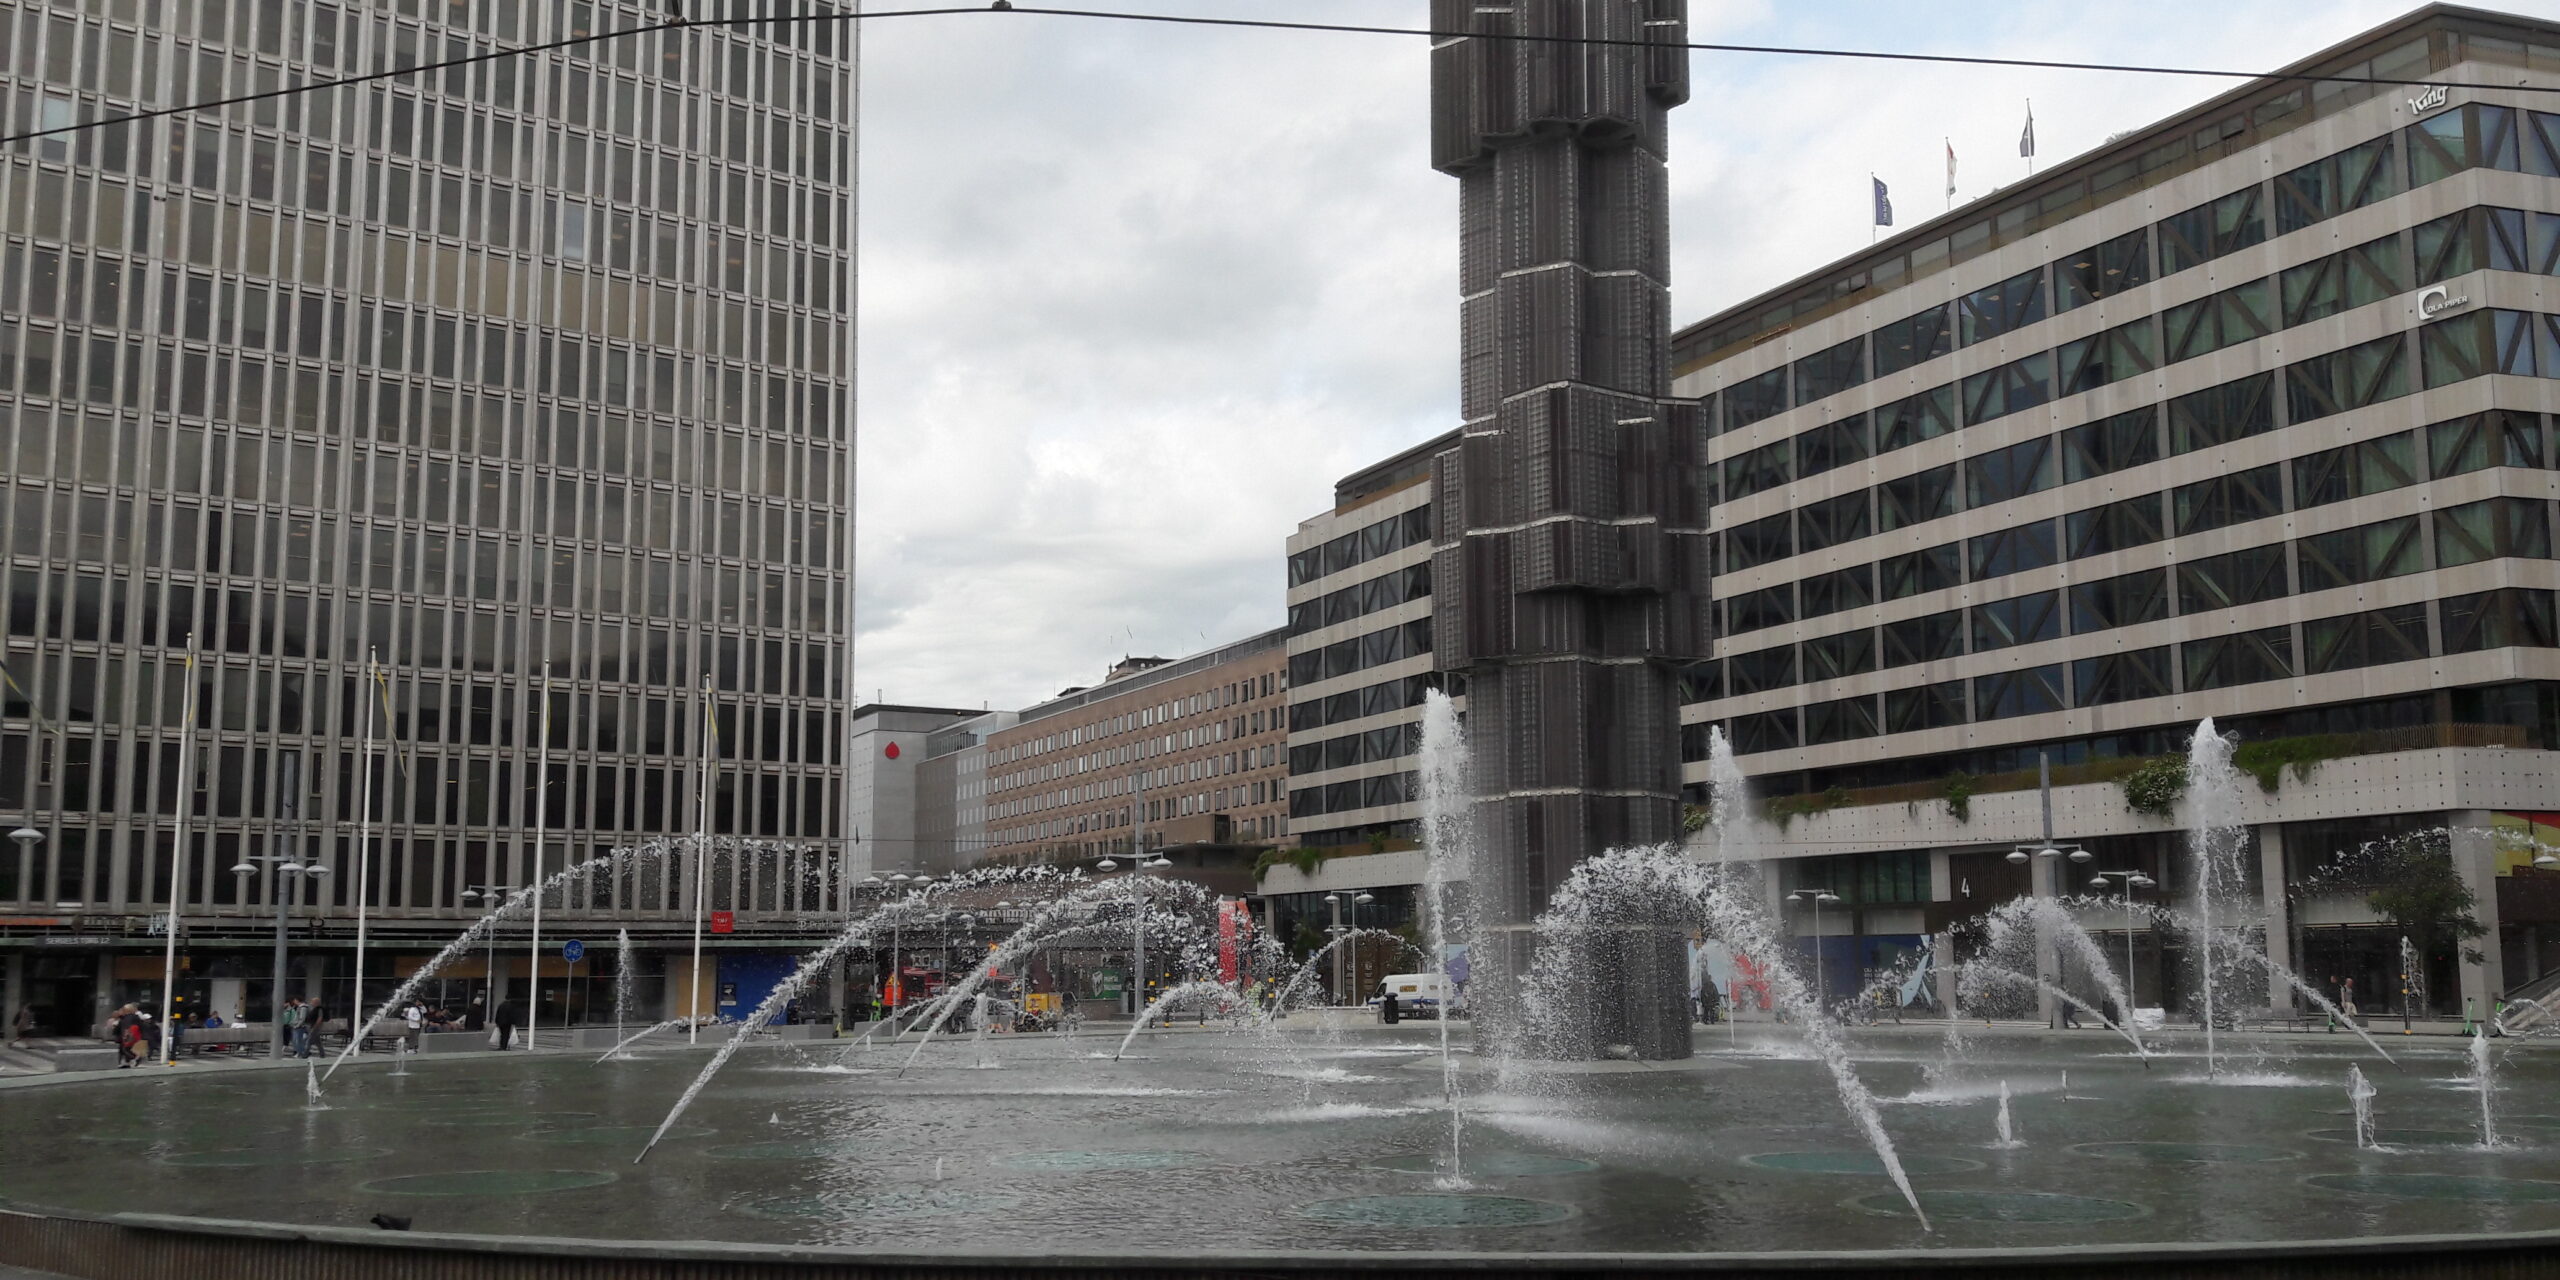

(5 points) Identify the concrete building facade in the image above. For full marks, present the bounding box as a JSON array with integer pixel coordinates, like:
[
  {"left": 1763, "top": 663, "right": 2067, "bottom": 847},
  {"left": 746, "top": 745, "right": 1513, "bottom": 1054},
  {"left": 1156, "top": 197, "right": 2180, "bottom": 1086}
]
[
  {"left": 1672, "top": 5, "right": 2560, "bottom": 1019},
  {"left": 0, "top": 1, "right": 858, "bottom": 1032},
  {"left": 984, "top": 632, "right": 1290, "bottom": 868}
]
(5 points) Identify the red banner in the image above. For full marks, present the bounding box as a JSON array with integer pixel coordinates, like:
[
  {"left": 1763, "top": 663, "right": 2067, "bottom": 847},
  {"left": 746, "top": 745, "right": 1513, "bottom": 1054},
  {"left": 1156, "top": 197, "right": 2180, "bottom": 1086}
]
[
  {"left": 709, "top": 911, "right": 734, "bottom": 934},
  {"left": 1217, "top": 899, "right": 1242, "bottom": 985}
]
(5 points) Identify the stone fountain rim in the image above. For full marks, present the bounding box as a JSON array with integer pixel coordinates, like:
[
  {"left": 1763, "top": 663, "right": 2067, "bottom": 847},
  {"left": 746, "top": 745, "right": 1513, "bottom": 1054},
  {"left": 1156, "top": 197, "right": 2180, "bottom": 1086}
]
[{"left": 13, "top": 1205, "right": 2560, "bottom": 1274}]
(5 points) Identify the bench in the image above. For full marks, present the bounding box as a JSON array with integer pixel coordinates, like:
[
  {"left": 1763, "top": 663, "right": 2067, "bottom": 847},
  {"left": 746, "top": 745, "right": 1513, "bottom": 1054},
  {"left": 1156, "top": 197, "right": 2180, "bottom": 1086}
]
[
  {"left": 53, "top": 1047, "right": 119, "bottom": 1072},
  {"left": 2240, "top": 1007, "right": 2319, "bottom": 1032},
  {"left": 417, "top": 1030, "right": 489, "bottom": 1055},
  {"left": 172, "top": 1028, "right": 265, "bottom": 1057}
]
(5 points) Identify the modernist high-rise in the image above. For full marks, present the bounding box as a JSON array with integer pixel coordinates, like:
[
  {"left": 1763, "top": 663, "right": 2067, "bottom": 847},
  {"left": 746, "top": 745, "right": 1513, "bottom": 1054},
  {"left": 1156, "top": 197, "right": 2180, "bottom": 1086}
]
[
  {"left": 1677, "top": 6, "right": 2560, "bottom": 1022},
  {"left": 1429, "top": 0, "right": 1712, "bottom": 1057},
  {"left": 0, "top": 2, "right": 857, "bottom": 1032}
]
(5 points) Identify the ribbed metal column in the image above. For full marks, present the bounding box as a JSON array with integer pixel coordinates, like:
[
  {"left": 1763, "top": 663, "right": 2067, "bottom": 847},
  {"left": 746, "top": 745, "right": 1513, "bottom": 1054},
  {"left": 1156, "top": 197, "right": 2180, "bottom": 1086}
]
[{"left": 1428, "top": 0, "right": 1708, "bottom": 1060}]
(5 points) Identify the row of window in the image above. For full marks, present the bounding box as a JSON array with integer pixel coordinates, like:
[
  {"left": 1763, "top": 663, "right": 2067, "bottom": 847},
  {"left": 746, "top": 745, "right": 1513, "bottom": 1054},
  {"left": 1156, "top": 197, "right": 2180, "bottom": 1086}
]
[
  {"left": 1720, "top": 313, "right": 2560, "bottom": 586},
  {"left": 1286, "top": 672, "right": 1448, "bottom": 735},
  {"left": 1710, "top": 498, "right": 2553, "bottom": 703},
  {"left": 1286, "top": 504, "right": 1432, "bottom": 588},
  {"left": 1287, "top": 618, "right": 1433, "bottom": 688},
  {"left": 1710, "top": 100, "right": 2556, "bottom": 434},
  {"left": 1724, "top": 408, "right": 2558, "bottom": 638},
  {"left": 1286, "top": 563, "right": 1431, "bottom": 638},
  {"left": 1288, "top": 770, "right": 1421, "bottom": 822},
  {"left": 1707, "top": 588, "right": 2557, "bottom": 757},
  {"left": 1719, "top": 204, "right": 2551, "bottom": 517}
]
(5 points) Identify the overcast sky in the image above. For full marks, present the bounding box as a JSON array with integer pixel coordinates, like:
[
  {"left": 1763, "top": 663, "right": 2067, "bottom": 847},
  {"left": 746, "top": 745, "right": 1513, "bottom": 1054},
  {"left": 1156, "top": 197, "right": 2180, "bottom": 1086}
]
[{"left": 851, "top": 0, "right": 2560, "bottom": 712}]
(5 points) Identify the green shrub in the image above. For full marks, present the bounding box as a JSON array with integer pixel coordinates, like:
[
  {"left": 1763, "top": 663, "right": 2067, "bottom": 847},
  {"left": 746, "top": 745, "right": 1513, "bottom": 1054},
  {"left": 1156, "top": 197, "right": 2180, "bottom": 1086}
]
[{"left": 2118, "top": 756, "right": 2189, "bottom": 818}]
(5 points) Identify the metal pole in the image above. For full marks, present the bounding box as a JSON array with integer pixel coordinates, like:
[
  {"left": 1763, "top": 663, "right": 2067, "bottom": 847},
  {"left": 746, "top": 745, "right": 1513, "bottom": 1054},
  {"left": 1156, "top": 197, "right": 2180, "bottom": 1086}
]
[
  {"left": 691, "top": 672, "right": 713, "bottom": 1043},
  {"left": 1811, "top": 897, "right": 1824, "bottom": 1013},
  {"left": 156, "top": 640, "right": 197, "bottom": 1066},
  {"left": 351, "top": 650, "right": 378, "bottom": 1054},
  {"left": 1330, "top": 895, "right": 1344, "bottom": 1005},
  {"left": 528, "top": 668, "right": 551, "bottom": 1050},
  {"left": 269, "top": 861, "right": 288, "bottom": 1059}
]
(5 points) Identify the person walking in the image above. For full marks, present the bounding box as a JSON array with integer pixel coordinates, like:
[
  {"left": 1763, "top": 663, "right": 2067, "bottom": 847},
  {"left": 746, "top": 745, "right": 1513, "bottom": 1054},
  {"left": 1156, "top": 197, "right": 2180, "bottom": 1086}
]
[
  {"left": 463, "top": 997, "right": 486, "bottom": 1033},
  {"left": 492, "top": 996, "right": 522, "bottom": 1050},
  {"left": 279, "top": 997, "right": 304, "bottom": 1059},
  {"left": 10, "top": 1003, "right": 33, "bottom": 1048},
  {"left": 110, "top": 1003, "right": 141, "bottom": 1067}
]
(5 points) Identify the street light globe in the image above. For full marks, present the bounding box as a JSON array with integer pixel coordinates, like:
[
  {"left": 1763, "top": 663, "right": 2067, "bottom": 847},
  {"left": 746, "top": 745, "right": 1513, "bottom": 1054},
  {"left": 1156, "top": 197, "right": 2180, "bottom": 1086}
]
[
  {"left": 304, "top": 864, "right": 330, "bottom": 876},
  {"left": 8, "top": 827, "right": 40, "bottom": 847},
  {"left": 2538, "top": 852, "right": 2560, "bottom": 869},
  {"left": 2069, "top": 847, "right": 2093, "bottom": 863},
  {"left": 2131, "top": 874, "right": 2156, "bottom": 888},
  {"left": 2005, "top": 849, "right": 2030, "bottom": 864},
  {"left": 276, "top": 863, "right": 304, "bottom": 874},
  {"left": 911, "top": 874, "right": 934, "bottom": 883},
  {"left": 1354, "top": 892, "right": 1375, "bottom": 904},
  {"left": 229, "top": 863, "right": 257, "bottom": 876},
  {"left": 1096, "top": 859, "right": 1119, "bottom": 872},
  {"left": 1145, "top": 856, "right": 1171, "bottom": 869},
  {"left": 2089, "top": 876, "right": 2110, "bottom": 890},
  {"left": 1322, "top": 892, "right": 1340, "bottom": 903},
  {"left": 1818, "top": 892, "right": 1841, "bottom": 904}
]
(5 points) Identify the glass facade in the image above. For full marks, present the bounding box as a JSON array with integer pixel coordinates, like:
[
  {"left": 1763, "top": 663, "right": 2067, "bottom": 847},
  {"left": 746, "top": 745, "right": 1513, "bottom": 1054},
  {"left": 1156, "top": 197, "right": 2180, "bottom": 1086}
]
[{"left": 0, "top": 1, "right": 854, "bottom": 925}]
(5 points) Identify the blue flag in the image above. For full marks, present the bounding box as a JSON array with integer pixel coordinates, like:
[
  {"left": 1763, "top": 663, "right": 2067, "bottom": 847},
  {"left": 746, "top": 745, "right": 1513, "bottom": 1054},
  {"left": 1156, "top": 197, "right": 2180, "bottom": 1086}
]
[{"left": 1872, "top": 177, "right": 1893, "bottom": 228}]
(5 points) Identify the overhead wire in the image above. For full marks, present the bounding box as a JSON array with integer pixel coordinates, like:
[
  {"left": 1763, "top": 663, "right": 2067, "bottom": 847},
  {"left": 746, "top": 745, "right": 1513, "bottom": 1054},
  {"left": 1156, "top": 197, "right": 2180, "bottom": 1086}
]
[{"left": 1, "top": 3, "right": 2544, "bottom": 148}]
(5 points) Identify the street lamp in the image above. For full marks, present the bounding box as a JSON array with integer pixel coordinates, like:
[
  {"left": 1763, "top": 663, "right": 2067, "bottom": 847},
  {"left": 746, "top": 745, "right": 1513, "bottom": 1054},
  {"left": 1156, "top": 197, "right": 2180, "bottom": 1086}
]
[
  {"left": 2087, "top": 870, "right": 2156, "bottom": 1021},
  {"left": 232, "top": 853, "right": 329, "bottom": 1057},
  {"left": 2007, "top": 843, "right": 2093, "bottom": 865},
  {"left": 1788, "top": 889, "right": 1843, "bottom": 1014}
]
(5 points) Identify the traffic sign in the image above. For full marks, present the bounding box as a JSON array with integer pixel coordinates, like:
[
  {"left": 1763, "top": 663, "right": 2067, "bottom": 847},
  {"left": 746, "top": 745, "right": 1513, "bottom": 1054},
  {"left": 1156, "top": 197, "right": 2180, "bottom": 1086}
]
[{"left": 561, "top": 939, "right": 585, "bottom": 963}]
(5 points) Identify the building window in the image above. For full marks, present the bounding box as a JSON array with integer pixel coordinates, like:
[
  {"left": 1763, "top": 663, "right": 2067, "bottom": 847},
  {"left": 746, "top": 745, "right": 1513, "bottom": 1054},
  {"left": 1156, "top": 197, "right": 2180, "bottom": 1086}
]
[
  {"left": 2072, "top": 646, "right": 2171, "bottom": 707},
  {"left": 2163, "top": 278, "right": 2272, "bottom": 364},
  {"left": 2287, "top": 331, "right": 2410, "bottom": 425},
  {"left": 1878, "top": 463, "right": 1957, "bottom": 532},
  {"left": 2065, "top": 494, "right": 2164, "bottom": 560},
  {"left": 1722, "top": 511, "right": 1795, "bottom": 573},
  {"left": 1876, "top": 385, "right": 1956, "bottom": 451},
  {"left": 2441, "top": 588, "right": 2560, "bottom": 654},
  {"left": 2275, "top": 131, "right": 2401, "bottom": 233},
  {"left": 1883, "top": 681, "right": 1967, "bottom": 732},
  {"left": 1794, "top": 413, "right": 1872, "bottom": 479},
  {"left": 2295, "top": 431, "right": 2418, "bottom": 509},
  {"left": 1727, "top": 645, "right": 1797, "bottom": 696},
  {"left": 1798, "top": 491, "right": 1872, "bottom": 554},
  {"left": 1960, "top": 351, "right": 2052, "bottom": 425},
  {"left": 2434, "top": 497, "right": 2553, "bottom": 569},
  {"left": 1794, "top": 336, "right": 1868, "bottom": 406},
  {"left": 2303, "top": 603, "right": 2429, "bottom": 674},
  {"left": 1965, "top": 436, "right": 2056, "bottom": 509},
  {"left": 1804, "top": 695, "right": 1881, "bottom": 746},
  {"left": 2426, "top": 410, "right": 2545, "bottom": 478},
  {"left": 1728, "top": 584, "right": 1794, "bottom": 635},
  {"left": 2296, "top": 516, "right": 2423, "bottom": 593},
  {"left": 2281, "top": 231, "right": 2404, "bottom": 325},
  {"left": 2172, "top": 464, "right": 2283, "bottom": 536},
  {"left": 2183, "top": 625, "right": 2293, "bottom": 691},
  {"left": 1881, "top": 610, "right": 1964, "bottom": 669},
  {"left": 1721, "top": 440, "right": 1791, "bottom": 503},
  {"left": 1967, "top": 520, "right": 2058, "bottom": 581},
  {"left": 1724, "top": 365, "right": 1790, "bottom": 434},
  {"left": 2180, "top": 544, "right": 2290, "bottom": 611},
  {"left": 1804, "top": 628, "right": 1876, "bottom": 682},
  {"left": 2058, "top": 316, "right": 2161, "bottom": 394},
  {"left": 1801, "top": 566, "right": 1874, "bottom": 619},
  {"left": 1729, "top": 709, "right": 1799, "bottom": 755},
  {"left": 2054, "top": 226, "right": 2152, "bottom": 313},
  {"left": 2158, "top": 186, "right": 2265, "bottom": 274},
  {"left": 1973, "top": 665, "right": 2065, "bottom": 720},
  {"left": 2166, "top": 373, "right": 2274, "bottom": 455},
  {"left": 1878, "top": 543, "right": 1960, "bottom": 601},
  {"left": 1970, "top": 591, "right": 2060, "bottom": 653},
  {"left": 1957, "top": 267, "right": 2047, "bottom": 348},
  {"left": 2070, "top": 569, "right": 2168, "bottom": 633},
  {"left": 1873, "top": 305, "right": 1953, "bottom": 377}
]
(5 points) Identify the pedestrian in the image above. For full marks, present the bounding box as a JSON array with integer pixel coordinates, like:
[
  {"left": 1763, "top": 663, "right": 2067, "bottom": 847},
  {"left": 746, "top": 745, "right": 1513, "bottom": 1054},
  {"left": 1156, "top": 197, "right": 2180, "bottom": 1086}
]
[
  {"left": 139, "top": 1011, "right": 161, "bottom": 1063},
  {"left": 1381, "top": 990, "right": 1402, "bottom": 1025},
  {"left": 110, "top": 1003, "right": 141, "bottom": 1067},
  {"left": 463, "top": 997, "right": 486, "bottom": 1032},
  {"left": 280, "top": 997, "right": 304, "bottom": 1058},
  {"left": 2341, "top": 977, "right": 2359, "bottom": 1023},
  {"left": 402, "top": 1000, "right": 425, "bottom": 1048},
  {"left": 2099, "top": 993, "right": 2121, "bottom": 1029},
  {"left": 2060, "top": 998, "right": 2082, "bottom": 1029},
  {"left": 492, "top": 996, "right": 522, "bottom": 1050},
  {"left": 9, "top": 1003, "right": 32, "bottom": 1048}
]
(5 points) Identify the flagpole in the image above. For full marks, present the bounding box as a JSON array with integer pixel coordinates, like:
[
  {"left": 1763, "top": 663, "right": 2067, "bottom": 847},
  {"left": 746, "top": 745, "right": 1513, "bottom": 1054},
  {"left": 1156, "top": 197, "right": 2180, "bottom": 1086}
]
[
  {"left": 527, "top": 665, "right": 551, "bottom": 1052},
  {"left": 350, "top": 648, "right": 378, "bottom": 1054},
  {"left": 156, "top": 638, "right": 198, "bottom": 1066},
  {"left": 1869, "top": 172, "right": 1878, "bottom": 245},
  {"left": 690, "top": 672, "right": 714, "bottom": 1044},
  {"left": 2025, "top": 99, "right": 2037, "bottom": 177}
]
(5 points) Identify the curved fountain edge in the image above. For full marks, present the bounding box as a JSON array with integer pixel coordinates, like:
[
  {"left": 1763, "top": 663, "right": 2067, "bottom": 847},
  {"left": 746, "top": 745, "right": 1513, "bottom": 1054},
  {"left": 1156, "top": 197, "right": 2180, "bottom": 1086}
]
[{"left": 7, "top": 1203, "right": 2560, "bottom": 1279}]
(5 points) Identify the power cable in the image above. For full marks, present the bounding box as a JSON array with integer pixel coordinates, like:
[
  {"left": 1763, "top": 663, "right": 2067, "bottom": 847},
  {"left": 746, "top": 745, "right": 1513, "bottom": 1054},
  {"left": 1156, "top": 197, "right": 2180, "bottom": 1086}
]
[{"left": 2, "top": 4, "right": 2544, "bottom": 148}]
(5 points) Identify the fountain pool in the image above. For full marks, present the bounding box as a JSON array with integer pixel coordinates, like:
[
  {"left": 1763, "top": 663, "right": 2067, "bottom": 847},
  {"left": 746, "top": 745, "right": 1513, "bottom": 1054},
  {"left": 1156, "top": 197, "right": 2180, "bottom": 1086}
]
[{"left": 3, "top": 1025, "right": 2555, "bottom": 1256}]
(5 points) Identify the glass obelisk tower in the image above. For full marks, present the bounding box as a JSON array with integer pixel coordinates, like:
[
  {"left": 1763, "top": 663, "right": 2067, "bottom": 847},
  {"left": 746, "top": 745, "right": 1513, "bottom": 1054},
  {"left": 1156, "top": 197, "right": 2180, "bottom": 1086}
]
[{"left": 1429, "top": 0, "right": 1708, "bottom": 1060}]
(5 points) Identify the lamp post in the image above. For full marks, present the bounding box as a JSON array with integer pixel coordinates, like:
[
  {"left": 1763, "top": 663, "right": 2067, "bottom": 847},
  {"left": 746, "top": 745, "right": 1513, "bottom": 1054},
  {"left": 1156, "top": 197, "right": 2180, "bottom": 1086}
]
[
  {"left": 1098, "top": 852, "right": 1170, "bottom": 1016},
  {"left": 231, "top": 853, "right": 329, "bottom": 1057},
  {"left": 2087, "top": 869, "right": 2156, "bottom": 1020},
  {"left": 2009, "top": 841, "right": 2091, "bottom": 1026},
  {"left": 458, "top": 882, "right": 515, "bottom": 1022},
  {"left": 1321, "top": 891, "right": 1375, "bottom": 1006},
  {"left": 1787, "top": 888, "right": 1842, "bottom": 1014}
]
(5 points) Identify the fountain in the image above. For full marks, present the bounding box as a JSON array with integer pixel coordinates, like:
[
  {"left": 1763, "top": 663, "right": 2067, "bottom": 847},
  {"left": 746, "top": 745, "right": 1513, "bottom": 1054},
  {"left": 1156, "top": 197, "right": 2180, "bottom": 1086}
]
[
  {"left": 2348, "top": 1065, "right": 2378, "bottom": 1149},
  {"left": 614, "top": 928, "right": 636, "bottom": 1035},
  {"left": 1415, "top": 691, "right": 1470, "bottom": 1181},
  {"left": 2183, "top": 720, "right": 2249, "bottom": 1076},
  {"left": 2471, "top": 1028, "right": 2500, "bottom": 1149},
  {"left": 1992, "top": 1080, "right": 2019, "bottom": 1149}
]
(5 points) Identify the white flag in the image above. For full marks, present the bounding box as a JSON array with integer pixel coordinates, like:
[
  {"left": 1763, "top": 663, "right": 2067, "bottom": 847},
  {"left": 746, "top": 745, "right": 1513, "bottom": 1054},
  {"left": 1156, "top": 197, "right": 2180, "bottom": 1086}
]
[
  {"left": 1944, "top": 139, "right": 1957, "bottom": 199},
  {"left": 2020, "top": 102, "right": 2036, "bottom": 158}
]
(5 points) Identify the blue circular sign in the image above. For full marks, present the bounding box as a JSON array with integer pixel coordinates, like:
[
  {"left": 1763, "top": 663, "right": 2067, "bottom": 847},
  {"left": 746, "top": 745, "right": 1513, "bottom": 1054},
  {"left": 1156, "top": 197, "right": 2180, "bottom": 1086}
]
[{"left": 561, "top": 939, "right": 585, "bottom": 963}]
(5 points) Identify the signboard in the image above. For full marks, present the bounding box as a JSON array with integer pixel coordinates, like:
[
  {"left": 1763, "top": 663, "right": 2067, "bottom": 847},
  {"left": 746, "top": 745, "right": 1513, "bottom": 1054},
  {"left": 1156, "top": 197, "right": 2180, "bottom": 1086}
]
[
  {"left": 1089, "top": 969, "right": 1126, "bottom": 998},
  {"left": 709, "top": 911, "right": 735, "bottom": 934},
  {"left": 561, "top": 939, "right": 585, "bottom": 963}
]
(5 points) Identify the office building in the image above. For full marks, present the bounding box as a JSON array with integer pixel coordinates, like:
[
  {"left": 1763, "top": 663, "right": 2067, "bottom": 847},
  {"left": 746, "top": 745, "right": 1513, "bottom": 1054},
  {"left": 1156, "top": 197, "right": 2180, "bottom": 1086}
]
[
  {"left": 983, "top": 632, "right": 1289, "bottom": 871},
  {"left": 911, "top": 708, "right": 1015, "bottom": 876},
  {"left": 0, "top": 2, "right": 857, "bottom": 1031},
  {"left": 844, "top": 703, "right": 980, "bottom": 877},
  {"left": 1675, "top": 5, "right": 2560, "bottom": 1017},
  {"left": 1282, "top": 435, "right": 1446, "bottom": 853}
]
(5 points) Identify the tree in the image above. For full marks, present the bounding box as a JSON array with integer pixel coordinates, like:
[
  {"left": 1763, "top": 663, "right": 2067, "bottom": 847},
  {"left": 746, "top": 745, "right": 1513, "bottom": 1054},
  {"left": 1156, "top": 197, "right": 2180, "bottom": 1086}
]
[{"left": 2361, "top": 831, "right": 2488, "bottom": 1002}]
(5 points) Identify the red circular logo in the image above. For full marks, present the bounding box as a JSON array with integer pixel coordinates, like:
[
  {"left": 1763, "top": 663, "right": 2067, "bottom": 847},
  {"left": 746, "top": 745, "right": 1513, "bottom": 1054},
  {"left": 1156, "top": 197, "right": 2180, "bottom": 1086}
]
[{"left": 884, "top": 742, "right": 901, "bottom": 760}]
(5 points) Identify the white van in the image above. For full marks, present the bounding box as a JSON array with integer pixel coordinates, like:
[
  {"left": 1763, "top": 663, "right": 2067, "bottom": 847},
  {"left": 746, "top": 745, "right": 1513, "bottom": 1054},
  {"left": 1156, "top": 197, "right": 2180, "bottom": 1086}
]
[{"left": 1368, "top": 973, "right": 1458, "bottom": 1019}]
